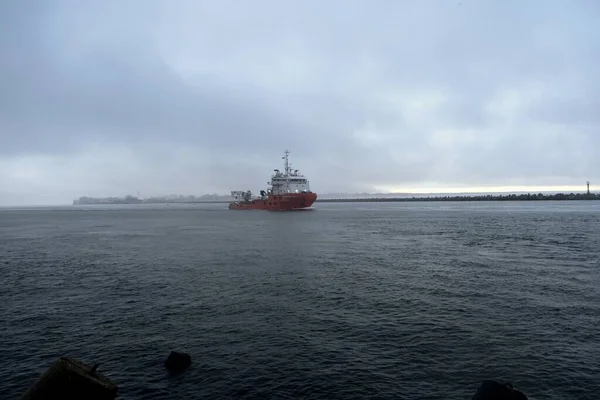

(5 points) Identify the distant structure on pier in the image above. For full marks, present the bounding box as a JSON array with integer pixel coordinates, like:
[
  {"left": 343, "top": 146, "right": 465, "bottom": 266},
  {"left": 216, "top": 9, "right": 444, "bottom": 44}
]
[{"left": 587, "top": 181, "right": 590, "bottom": 195}]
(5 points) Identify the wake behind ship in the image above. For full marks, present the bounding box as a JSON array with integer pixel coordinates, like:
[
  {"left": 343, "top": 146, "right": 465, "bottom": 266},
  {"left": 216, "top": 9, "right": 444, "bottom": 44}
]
[{"left": 229, "top": 150, "right": 317, "bottom": 211}]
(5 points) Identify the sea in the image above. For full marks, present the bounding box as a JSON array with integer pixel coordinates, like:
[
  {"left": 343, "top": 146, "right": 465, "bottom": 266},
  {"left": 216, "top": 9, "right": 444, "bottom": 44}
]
[{"left": 0, "top": 201, "right": 598, "bottom": 399}]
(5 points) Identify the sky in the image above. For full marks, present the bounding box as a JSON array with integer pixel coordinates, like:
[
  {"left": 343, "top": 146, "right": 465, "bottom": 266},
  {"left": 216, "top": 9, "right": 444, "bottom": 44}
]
[{"left": 1, "top": 0, "right": 599, "bottom": 205}]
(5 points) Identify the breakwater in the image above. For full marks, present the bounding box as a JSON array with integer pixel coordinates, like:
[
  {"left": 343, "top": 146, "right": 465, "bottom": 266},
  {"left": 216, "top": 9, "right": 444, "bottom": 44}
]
[{"left": 318, "top": 192, "right": 599, "bottom": 202}]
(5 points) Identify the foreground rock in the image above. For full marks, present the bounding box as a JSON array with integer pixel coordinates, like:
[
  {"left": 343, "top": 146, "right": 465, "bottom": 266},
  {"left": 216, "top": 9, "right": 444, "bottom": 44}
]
[
  {"left": 472, "top": 380, "right": 528, "bottom": 400},
  {"left": 164, "top": 351, "right": 192, "bottom": 374},
  {"left": 20, "top": 357, "right": 117, "bottom": 400}
]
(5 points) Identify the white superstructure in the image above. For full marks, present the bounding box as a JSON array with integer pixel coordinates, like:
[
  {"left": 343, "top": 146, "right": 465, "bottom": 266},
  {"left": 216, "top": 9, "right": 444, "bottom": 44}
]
[{"left": 268, "top": 150, "right": 312, "bottom": 195}]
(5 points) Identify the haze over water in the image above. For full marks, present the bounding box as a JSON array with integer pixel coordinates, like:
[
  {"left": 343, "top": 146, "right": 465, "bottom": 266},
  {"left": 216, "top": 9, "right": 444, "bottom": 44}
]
[{"left": 1, "top": 201, "right": 599, "bottom": 399}]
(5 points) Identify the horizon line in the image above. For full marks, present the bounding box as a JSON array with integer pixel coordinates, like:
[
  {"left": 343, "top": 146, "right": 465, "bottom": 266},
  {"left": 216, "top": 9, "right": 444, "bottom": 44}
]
[
  {"left": 2, "top": 187, "right": 596, "bottom": 208},
  {"left": 71, "top": 185, "right": 595, "bottom": 198}
]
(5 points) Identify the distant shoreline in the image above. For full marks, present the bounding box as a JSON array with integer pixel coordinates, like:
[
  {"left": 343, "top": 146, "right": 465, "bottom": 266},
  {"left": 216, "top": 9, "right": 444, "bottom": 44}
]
[
  {"left": 72, "top": 192, "right": 599, "bottom": 205},
  {"left": 318, "top": 193, "right": 599, "bottom": 202}
]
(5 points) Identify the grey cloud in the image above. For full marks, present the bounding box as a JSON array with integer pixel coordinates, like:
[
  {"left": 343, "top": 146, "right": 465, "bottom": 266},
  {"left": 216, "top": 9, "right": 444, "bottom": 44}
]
[
  {"left": 1, "top": 0, "right": 599, "bottom": 203},
  {"left": 0, "top": 43, "right": 305, "bottom": 155}
]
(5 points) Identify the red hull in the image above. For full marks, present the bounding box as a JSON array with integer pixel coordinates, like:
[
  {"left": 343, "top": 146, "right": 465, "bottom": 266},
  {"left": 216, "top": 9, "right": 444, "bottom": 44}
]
[{"left": 229, "top": 192, "right": 317, "bottom": 211}]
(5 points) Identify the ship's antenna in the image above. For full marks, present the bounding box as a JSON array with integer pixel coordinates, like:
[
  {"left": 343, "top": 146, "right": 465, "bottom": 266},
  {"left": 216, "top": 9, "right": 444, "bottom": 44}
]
[{"left": 284, "top": 149, "right": 290, "bottom": 175}]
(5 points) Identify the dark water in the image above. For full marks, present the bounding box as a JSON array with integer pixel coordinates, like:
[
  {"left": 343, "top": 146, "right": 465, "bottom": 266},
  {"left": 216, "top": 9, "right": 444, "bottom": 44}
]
[{"left": 1, "top": 201, "right": 599, "bottom": 399}]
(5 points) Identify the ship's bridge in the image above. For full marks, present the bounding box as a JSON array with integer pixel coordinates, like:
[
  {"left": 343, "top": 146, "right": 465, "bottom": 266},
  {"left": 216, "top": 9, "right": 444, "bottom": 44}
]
[
  {"left": 269, "top": 175, "right": 311, "bottom": 194},
  {"left": 267, "top": 150, "right": 313, "bottom": 194}
]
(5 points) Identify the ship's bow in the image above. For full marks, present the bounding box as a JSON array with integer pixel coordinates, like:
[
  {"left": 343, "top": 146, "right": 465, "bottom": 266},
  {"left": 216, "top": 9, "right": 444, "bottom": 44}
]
[
  {"left": 290, "top": 192, "right": 317, "bottom": 210},
  {"left": 303, "top": 192, "right": 317, "bottom": 208}
]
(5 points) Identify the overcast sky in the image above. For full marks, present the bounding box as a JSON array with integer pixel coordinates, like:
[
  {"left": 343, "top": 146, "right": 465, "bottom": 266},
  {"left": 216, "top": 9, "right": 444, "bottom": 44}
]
[{"left": 1, "top": 0, "right": 599, "bottom": 204}]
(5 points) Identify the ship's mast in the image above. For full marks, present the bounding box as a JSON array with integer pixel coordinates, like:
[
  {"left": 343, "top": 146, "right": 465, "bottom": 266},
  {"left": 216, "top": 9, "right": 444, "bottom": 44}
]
[{"left": 284, "top": 149, "right": 291, "bottom": 175}]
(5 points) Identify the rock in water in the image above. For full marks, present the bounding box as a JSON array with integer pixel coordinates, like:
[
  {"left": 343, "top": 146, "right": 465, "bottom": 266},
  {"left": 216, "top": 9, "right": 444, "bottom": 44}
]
[
  {"left": 164, "top": 351, "right": 192, "bottom": 373},
  {"left": 472, "top": 380, "right": 528, "bottom": 400},
  {"left": 20, "top": 357, "right": 118, "bottom": 400}
]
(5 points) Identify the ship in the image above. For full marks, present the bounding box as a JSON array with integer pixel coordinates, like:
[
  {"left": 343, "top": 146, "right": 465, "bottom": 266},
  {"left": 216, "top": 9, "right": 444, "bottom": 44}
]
[{"left": 229, "top": 150, "right": 318, "bottom": 211}]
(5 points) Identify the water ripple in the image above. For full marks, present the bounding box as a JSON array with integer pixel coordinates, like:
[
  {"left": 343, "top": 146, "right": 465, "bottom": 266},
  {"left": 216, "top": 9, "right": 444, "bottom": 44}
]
[{"left": 1, "top": 202, "right": 599, "bottom": 399}]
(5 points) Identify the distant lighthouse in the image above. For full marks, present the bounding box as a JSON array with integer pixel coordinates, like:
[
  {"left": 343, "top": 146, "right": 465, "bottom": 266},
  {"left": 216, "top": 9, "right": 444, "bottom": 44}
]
[{"left": 587, "top": 181, "right": 590, "bottom": 195}]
